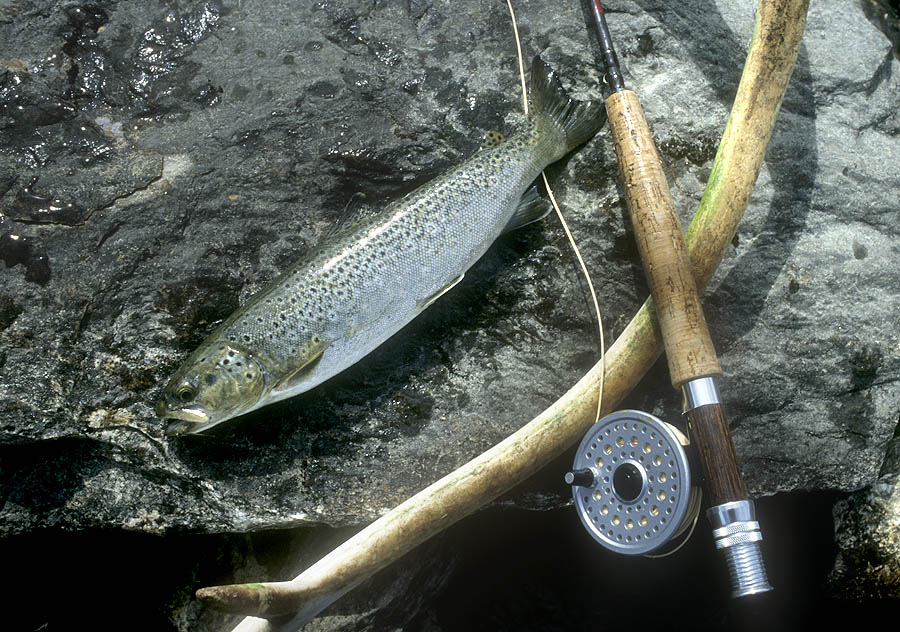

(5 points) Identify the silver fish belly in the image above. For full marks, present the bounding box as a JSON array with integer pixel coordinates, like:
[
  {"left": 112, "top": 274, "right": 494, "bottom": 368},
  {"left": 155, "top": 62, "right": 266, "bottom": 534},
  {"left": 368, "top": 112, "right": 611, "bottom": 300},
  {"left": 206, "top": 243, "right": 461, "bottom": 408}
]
[{"left": 157, "top": 57, "right": 605, "bottom": 435}]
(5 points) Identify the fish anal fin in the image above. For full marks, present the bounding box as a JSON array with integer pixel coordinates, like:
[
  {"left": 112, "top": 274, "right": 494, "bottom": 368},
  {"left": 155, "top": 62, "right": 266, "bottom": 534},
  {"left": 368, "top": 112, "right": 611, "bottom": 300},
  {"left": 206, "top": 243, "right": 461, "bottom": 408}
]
[
  {"left": 273, "top": 342, "right": 329, "bottom": 393},
  {"left": 417, "top": 274, "right": 465, "bottom": 311},
  {"left": 502, "top": 186, "right": 552, "bottom": 234}
]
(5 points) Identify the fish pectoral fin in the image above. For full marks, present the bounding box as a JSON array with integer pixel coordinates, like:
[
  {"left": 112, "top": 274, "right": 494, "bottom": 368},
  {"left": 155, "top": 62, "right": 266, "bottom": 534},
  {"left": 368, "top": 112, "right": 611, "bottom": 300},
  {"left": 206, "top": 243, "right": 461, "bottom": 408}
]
[
  {"left": 417, "top": 274, "right": 465, "bottom": 311},
  {"left": 502, "top": 186, "right": 552, "bottom": 234},
  {"left": 273, "top": 342, "right": 330, "bottom": 393}
]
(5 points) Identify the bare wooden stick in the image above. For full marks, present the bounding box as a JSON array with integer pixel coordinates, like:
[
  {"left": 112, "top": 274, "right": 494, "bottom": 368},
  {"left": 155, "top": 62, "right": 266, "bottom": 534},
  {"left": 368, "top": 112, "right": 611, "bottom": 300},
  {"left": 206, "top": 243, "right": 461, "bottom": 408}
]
[{"left": 201, "top": 0, "right": 809, "bottom": 627}]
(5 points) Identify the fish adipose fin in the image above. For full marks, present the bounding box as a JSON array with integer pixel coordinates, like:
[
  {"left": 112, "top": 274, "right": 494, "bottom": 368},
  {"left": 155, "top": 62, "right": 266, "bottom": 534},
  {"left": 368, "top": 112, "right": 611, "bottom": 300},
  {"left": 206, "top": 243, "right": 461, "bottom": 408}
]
[
  {"left": 502, "top": 186, "right": 553, "bottom": 234},
  {"left": 530, "top": 56, "right": 606, "bottom": 153},
  {"left": 418, "top": 274, "right": 465, "bottom": 311}
]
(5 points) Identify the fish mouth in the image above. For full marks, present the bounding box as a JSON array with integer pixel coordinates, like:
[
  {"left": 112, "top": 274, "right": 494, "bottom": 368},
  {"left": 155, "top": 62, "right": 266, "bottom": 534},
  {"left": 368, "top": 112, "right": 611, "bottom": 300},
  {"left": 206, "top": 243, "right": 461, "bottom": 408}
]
[{"left": 157, "top": 402, "right": 212, "bottom": 436}]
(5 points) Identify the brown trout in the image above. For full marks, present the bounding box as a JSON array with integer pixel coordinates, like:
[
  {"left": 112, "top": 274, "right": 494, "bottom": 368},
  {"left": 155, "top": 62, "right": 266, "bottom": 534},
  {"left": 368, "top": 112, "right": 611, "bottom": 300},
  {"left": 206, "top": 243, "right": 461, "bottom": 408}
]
[{"left": 157, "top": 58, "right": 605, "bottom": 435}]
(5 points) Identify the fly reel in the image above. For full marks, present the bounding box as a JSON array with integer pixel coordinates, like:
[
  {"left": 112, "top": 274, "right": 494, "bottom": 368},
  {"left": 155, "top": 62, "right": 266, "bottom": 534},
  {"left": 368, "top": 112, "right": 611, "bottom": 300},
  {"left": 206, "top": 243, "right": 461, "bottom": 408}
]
[{"left": 567, "top": 410, "right": 701, "bottom": 556}]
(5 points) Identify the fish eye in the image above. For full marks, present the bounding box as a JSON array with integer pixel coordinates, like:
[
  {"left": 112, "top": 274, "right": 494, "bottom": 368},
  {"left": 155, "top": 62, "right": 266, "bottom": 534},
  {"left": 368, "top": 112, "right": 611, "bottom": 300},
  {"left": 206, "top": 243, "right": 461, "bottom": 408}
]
[{"left": 175, "top": 383, "right": 197, "bottom": 402}]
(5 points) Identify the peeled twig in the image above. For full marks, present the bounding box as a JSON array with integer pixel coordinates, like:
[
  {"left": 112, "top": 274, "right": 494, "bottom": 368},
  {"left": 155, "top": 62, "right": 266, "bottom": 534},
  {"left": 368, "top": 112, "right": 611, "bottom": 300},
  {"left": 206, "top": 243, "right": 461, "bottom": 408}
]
[{"left": 199, "top": 0, "right": 810, "bottom": 628}]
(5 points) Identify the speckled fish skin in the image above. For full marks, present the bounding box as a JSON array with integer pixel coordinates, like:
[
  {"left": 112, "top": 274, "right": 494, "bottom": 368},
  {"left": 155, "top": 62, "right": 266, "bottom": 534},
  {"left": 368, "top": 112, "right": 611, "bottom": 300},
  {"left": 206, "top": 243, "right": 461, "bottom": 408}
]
[{"left": 157, "top": 58, "right": 605, "bottom": 435}]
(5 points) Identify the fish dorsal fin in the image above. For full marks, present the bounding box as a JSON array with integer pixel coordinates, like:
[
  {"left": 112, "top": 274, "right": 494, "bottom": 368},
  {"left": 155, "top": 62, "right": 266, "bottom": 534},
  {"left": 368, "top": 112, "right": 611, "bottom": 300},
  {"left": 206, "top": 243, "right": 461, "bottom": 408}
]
[
  {"left": 326, "top": 193, "right": 381, "bottom": 240},
  {"left": 502, "top": 186, "right": 552, "bottom": 234},
  {"left": 484, "top": 130, "right": 505, "bottom": 147},
  {"left": 417, "top": 273, "right": 465, "bottom": 311},
  {"left": 273, "top": 340, "right": 330, "bottom": 393}
]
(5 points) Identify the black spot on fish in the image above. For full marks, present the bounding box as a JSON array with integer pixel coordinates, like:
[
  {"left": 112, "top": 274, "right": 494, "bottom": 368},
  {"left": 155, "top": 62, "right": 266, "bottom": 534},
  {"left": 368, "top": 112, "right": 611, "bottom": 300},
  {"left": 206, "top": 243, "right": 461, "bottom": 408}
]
[{"left": 204, "top": 374, "right": 217, "bottom": 385}]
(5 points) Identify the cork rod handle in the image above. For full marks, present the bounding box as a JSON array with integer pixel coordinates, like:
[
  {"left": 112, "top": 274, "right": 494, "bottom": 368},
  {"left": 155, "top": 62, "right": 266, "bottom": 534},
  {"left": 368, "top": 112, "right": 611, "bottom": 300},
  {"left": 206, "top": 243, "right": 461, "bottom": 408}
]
[
  {"left": 606, "top": 89, "right": 721, "bottom": 387},
  {"left": 607, "top": 89, "right": 748, "bottom": 505}
]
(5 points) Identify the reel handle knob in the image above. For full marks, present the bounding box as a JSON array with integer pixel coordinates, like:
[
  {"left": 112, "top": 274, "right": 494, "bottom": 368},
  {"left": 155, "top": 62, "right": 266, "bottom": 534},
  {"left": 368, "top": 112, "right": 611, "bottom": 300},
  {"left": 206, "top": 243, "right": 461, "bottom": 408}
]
[{"left": 565, "top": 469, "right": 596, "bottom": 487}]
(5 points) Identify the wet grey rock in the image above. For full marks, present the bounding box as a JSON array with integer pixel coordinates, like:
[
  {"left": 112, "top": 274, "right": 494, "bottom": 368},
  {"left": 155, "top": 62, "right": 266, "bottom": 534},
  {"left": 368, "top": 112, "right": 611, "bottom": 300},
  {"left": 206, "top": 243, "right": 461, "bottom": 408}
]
[
  {"left": 830, "top": 429, "right": 900, "bottom": 600},
  {"left": 1, "top": 0, "right": 899, "bottom": 626}
]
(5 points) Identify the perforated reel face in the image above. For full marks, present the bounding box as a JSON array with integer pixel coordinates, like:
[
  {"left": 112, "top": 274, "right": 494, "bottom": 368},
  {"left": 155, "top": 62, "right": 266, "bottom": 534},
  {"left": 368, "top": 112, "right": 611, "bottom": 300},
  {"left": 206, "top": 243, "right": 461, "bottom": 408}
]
[{"left": 571, "top": 410, "right": 692, "bottom": 555}]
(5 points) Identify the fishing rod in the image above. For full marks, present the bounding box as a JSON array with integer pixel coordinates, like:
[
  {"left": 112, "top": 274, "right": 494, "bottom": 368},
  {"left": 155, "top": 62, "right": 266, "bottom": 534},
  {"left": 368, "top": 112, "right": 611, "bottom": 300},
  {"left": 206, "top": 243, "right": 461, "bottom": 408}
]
[{"left": 567, "top": 1, "right": 772, "bottom": 597}]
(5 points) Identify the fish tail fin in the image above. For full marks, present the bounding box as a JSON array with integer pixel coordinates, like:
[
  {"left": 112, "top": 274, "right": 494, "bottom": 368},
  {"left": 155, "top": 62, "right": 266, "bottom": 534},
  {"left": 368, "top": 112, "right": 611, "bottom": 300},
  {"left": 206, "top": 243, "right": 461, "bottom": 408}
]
[{"left": 529, "top": 56, "right": 606, "bottom": 153}]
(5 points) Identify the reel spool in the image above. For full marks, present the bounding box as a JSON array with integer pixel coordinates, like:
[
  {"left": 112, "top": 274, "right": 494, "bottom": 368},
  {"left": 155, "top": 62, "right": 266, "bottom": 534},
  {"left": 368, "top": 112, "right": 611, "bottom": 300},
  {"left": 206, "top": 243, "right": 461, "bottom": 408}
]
[{"left": 567, "top": 410, "right": 701, "bottom": 556}]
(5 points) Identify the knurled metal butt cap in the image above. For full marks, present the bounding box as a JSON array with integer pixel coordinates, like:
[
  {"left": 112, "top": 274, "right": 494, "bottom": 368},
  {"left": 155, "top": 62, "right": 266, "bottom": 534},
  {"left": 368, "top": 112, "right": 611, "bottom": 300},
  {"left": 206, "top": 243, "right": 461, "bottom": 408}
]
[{"left": 706, "top": 500, "right": 773, "bottom": 598}]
